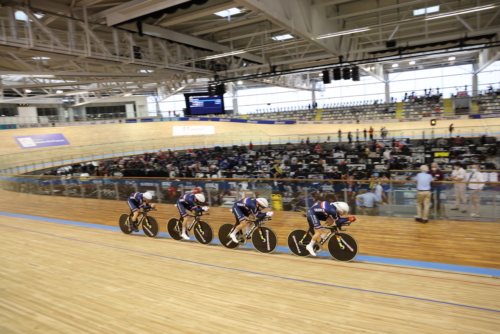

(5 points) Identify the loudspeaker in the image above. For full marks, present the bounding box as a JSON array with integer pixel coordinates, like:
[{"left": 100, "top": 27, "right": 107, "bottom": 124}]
[
  {"left": 133, "top": 46, "right": 142, "bottom": 59},
  {"left": 215, "top": 83, "right": 226, "bottom": 95},
  {"left": 322, "top": 70, "right": 331, "bottom": 84},
  {"left": 333, "top": 68, "right": 341, "bottom": 80},
  {"left": 386, "top": 40, "right": 396, "bottom": 48},
  {"left": 352, "top": 66, "right": 360, "bottom": 81},
  {"left": 342, "top": 67, "right": 351, "bottom": 80}
]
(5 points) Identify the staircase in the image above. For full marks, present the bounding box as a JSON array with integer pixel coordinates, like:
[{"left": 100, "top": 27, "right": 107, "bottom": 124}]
[
  {"left": 441, "top": 98, "right": 454, "bottom": 115},
  {"left": 395, "top": 102, "right": 404, "bottom": 118},
  {"left": 315, "top": 108, "right": 323, "bottom": 120}
]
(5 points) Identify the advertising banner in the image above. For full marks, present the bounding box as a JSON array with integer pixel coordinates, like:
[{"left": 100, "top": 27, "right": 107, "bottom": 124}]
[{"left": 14, "top": 133, "right": 70, "bottom": 149}]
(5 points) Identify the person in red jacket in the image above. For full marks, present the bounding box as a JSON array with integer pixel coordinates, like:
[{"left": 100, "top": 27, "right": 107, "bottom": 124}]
[{"left": 428, "top": 162, "right": 444, "bottom": 213}]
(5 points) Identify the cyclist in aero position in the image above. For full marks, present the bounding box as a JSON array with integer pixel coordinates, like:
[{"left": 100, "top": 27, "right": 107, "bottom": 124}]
[
  {"left": 127, "top": 192, "right": 156, "bottom": 232},
  {"left": 177, "top": 193, "right": 209, "bottom": 240},
  {"left": 306, "top": 201, "right": 355, "bottom": 256},
  {"left": 229, "top": 198, "right": 274, "bottom": 243}
]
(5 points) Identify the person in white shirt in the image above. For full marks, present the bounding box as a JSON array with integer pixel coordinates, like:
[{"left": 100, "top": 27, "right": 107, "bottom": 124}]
[
  {"left": 383, "top": 148, "right": 391, "bottom": 161},
  {"left": 415, "top": 165, "right": 434, "bottom": 223},
  {"left": 450, "top": 162, "right": 467, "bottom": 213},
  {"left": 467, "top": 164, "right": 484, "bottom": 217}
]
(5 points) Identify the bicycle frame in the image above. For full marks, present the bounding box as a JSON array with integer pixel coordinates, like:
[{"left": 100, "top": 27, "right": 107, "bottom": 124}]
[
  {"left": 231, "top": 217, "right": 271, "bottom": 242},
  {"left": 299, "top": 222, "right": 353, "bottom": 250}
]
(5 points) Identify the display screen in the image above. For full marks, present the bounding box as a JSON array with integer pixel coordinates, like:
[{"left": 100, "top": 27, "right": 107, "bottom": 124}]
[{"left": 184, "top": 93, "right": 225, "bottom": 115}]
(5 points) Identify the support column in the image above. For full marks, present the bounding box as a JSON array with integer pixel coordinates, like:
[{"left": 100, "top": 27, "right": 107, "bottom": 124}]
[
  {"left": 232, "top": 96, "right": 239, "bottom": 115},
  {"left": 312, "top": 89, "right": 316, "bottom": 108},
  {"left": 125, "top": 104, "right": 135, "bottom": 118},
  {"left": 68, "top": 107, "right": 75, "bottom": 122},
  {"left": 384, "top": 72, "right": 390, "bottom": 103},
  {"left": 472, "top": 72, "right": 478, "bottom": 96}
]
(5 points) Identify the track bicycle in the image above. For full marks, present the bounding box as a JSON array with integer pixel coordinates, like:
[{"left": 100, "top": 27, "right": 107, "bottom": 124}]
[
  {"left": 167, "top": 212, "right": 213, "bottom": 245},
  {"left": 118, "top": 208, "right": 159, "bottom": 238},
  {"left": 218, "top": 216, "right": 278, "bottom": 253},
  {"left": 287, "top": 214, "right": 358, "bottom": 261}
]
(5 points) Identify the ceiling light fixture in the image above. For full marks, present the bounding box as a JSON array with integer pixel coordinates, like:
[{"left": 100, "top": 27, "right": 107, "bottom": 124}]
[
  {"left": 237, "top": 81, "right": 243, "bottom": 85},
  {"left": 25, "top": 89, "right": 31, "bottom": 93},
  {"left": 392, "top": 64, "right": 398, "bottom": 68},
  {"left": 4, "top": 74, "right": 54, "bottom": 78},
  {"left": 214, "top": 8, "right": 243, "bottom": 17},
  {"left": 448, "top": 56, "right": 456, "bottom": 61},
  {"left": 272, "top": 34, "right": 294, "bottom": 41},
  {"left": 317, "top": 27, "right": 370, "bottom": 39},
  {"left": 426, "top": 5, "right": 495, "bottom": 20},
  {"left": 66, "top": 91, "right": 88, "bottom": 95},
  {"left": 56, "top": 90, "right": 63, "bottom": 94},
  {"left": 32, "top": 57, "right": 51, "bottom": 60},
  {"left": 409, "top": 61, "right": 416, "bottom": 65}
]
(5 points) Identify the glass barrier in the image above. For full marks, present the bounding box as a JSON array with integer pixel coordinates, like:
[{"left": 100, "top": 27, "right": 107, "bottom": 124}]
[{"left": 1, "top": 176, "right": 498, "bottom": 223}]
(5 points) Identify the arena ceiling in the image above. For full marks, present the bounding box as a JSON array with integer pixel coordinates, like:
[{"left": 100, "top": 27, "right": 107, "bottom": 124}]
[{"left": 0, "top": 0, "right": 499, "bottom": 105}]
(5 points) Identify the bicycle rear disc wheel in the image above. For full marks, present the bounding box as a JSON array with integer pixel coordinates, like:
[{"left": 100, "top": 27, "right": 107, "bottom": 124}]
[
  {"left": 287, "top": 229, "right": 310, "bottom": 257},
  {"left": 167, "top": 218, "right": 183, "bottom": 241},
  {"left": 119, "top": 214, "right": 133, "bottom": 235},
  {"left": 327, "top": 233, "right": 358, "bottom": 262},
  {"left": 194, "top": 220, "right": 213, "bottom": 245},
  {"left": 142, "top": 216, "right": 159, "bottom": 238},
  {"left": 252, "top": 227, "right": 278, "bottom": 253},
  {"left": 218, "top": 223, "right": 239, "bottom": 249}
]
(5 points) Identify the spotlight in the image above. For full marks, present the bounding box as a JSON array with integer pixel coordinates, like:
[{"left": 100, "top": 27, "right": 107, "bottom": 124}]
[
  {"left": 392, "top": 64, "right": 398, "bottom": 68},
  {"left": 25, "top": 89, "right": 31, "bottom": 93},
  {"left": 430, "top": 119, "right": 437, "bottom": 126},
  {"left": 409, "top": 61, "right": 416, "bottom": 65},
  {"left": 237, "top": 81, "right": 243, "bottom": 85},
  {"left": 448, "top": 56, "right": 456, "bottom": 61},
  {"left": 56, "top": 90, "right": 63, "bottom": 94}
]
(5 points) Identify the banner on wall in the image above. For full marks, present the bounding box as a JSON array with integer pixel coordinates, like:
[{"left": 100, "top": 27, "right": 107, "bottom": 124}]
[
  {"left": 14, "top": 133, "right": 70, "bottom": 149},
  {"left": 177, "top": 117, "right": 295, "bottom": 124},
  {"left": 468, "top": 113, "right": 500, "bottom": 119},
  {"left": 173, "top": 126, "right": 215, "bottom": 136},
  {"left": 0, "top": 124, "right": 17, "bottom": 130}
]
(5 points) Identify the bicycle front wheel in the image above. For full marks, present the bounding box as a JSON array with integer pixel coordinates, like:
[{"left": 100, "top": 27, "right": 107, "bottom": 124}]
[
  {"left": 167, "top": 217, "right": 183, "bottom": 241},
  {"left": 327, "top": 233, "right": 358, "bottom": 262},
  {"left": 119, "top": 214, "right": 133, "bottom": 235},
  {"left": 252, "top": 226, "right": 278, "bottom": 253},
  {"left": 142, "top": 216, "right": 159, "bottom": 238},
  {"left": 193, "top": 220, "right": 213, "bottom": 245}
]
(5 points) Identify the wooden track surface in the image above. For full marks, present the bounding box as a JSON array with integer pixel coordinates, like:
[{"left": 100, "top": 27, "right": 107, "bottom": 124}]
[
  {"left": 1, "top": 215, "right": 499, "bottom": 333},
  {"left": 2, "top": 189, "right": 500, "bottom": 269}
]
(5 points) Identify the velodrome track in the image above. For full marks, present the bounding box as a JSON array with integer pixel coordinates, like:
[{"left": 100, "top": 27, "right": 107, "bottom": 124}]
[{"left": 1, "top": 190, "right": 500, "bottom": 333}]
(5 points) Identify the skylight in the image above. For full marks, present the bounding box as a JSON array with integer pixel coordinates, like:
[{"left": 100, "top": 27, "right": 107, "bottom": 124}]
[
  {"left": 214, "top": 8, "right": 243, "bottom": 17},
  {"left": 272, "top": 34, "right": 294, "bottom": 41},
  {"left": 413, "top": 5, "right": 440, "bottom": 16},
  {"left": 15, "top": 11, "right": 44, "bottom": 21}
]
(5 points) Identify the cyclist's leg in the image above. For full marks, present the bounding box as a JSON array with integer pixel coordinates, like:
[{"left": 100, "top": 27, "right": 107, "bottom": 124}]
[
  {"left": 229, "top": 206, "right": 248, "bottom": 242},
  {"left": 306, "top": 214, "right": 322, "bottom": 256},
  {"left": 176, "top": 200, "right": 190, "bottom": 239},
  {"left": 127, "top": 199, "right": 140, "bottom": 231}
]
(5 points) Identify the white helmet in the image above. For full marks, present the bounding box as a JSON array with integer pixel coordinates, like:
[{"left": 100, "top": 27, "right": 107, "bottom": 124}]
[
  {"left": 143, "top": 192, "right": 153, "bottom": 200},
  {"left": 256, "top": 198, "right": 269, "bottom": 208},
  {"left": 332, "top": 202, "right": 349, "bottom": 215},
  {"left": 194, "top": 193, "right": 205, "bottom": 203}
]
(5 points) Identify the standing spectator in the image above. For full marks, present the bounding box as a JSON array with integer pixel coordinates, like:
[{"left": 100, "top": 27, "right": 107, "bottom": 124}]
[
  {"left": 249, "top": 141, "right": 254, "bottom": 150},
  {"left": 356, "top": 188, "right": 384, "bottom": 216},
  {"left": 449, "top": 124, "right": 454, "bottom": 136},
  {"left": 380, "top": 126, "right": 385, "bottom": 139},
  {"left": 363, "top": 128, "right": 367, "bottom": 140},
  {"left": 348, "top": 131, "right": 352, "bottom": 144},
  {"left": 356, "top": 129, "right": 359, "bottom": 141},
  {"left": 416, "top": 165, "right": 433, "bottom": 223},
  {"left": 429, "top": 162, "right": 444, "bottom": 214},
  {"left": 338, "top": 129, "right": 342, "bottom": 141},
  {"left": 467, "top": 164, "right": 484, "bottom": 217},
  {"left": 383, "top": 148, "right": 391, "bottom": 161},
  {"left": 450, "top": 162, "right": 467, "bottom": 213},
  {"left": 369, "top": 126, "right": 374, "bottom": 140}
]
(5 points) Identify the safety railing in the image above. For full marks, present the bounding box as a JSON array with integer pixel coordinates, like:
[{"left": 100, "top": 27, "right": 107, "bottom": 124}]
[{"left": 1, "top": 176, "right": 498, "bottom": 222}]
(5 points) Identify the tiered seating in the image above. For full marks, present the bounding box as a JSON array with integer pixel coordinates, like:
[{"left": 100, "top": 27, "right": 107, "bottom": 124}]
[
  {"left": 401, "top": 100, "right": 443, "bottom": 118},
  {"left": 475, "top": 94, "right": 500, "bottom": 113},
  {"left": 321, "top": 103, "right": 396, "bottom": 120}
]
